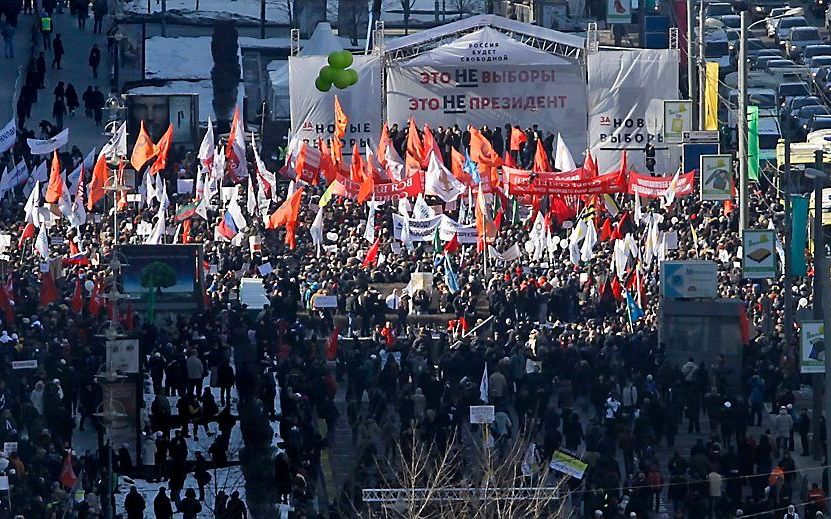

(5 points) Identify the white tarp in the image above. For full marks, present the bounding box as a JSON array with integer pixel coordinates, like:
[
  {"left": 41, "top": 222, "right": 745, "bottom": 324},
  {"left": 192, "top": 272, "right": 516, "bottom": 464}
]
[
  {"left": 386, "top": 28, "right": 587, "bottom": 157},
  {"left": 587, "top": 49, "right": 680, "bottom": 173},
  {"left": 289, "top": 54, "right": 382, "bottom": 153}
]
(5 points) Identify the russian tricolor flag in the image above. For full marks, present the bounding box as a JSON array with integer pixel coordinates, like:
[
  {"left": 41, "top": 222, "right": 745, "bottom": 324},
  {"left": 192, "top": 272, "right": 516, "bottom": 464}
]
[{"left": 217, "top": 210, "right": 239, "bottom": 240}]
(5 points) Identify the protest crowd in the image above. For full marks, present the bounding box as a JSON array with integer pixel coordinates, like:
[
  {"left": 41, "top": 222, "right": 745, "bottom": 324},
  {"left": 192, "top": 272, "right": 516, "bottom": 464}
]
[{"left": 0, "top": 3, "right": 817, "bottom": 518}]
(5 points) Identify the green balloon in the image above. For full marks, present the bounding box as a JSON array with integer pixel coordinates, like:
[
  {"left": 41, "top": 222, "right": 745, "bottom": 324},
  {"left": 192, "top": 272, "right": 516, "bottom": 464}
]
[
  {"left": 315, "top": 76, "right": 332, "bottom": 92},
  {"left": 333, "top": 69, "right": 352, "bottom": 89},
  {"left": 345, "top": 68, "right": 358, "bottom": 85},
  {"left": 327, "top": 51, "right": 349, "bottom": 70},
  {"left": 319, "top": 65, "right": 336, "bottom": 83},
  {"left": 339, "top": 50, "right": 354, "bottom": 68}
]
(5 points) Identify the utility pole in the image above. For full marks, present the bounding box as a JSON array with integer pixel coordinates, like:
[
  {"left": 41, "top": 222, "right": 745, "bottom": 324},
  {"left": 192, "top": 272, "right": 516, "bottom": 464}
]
[
  {"left": 687, "top": 0, "right": 695, "bottom": 102},
  {"left": 260, "top": 0, "right": 266, "bottom": 38},
  {"left": 813, "top": 150, "right": 827, "bottom": 461},
  {"left": 738, "top": 11, "right": 748, "bottom": 236},
  {"left": 697, "top": 0, "right": 705, "bottom": 130}
]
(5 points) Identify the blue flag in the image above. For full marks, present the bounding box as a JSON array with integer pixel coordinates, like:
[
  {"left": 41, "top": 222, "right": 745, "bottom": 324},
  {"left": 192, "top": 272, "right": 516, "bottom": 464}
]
[
  {"left": 463, "top": 150, "right": 481, "bottom": 185},
  {"left": 444, "top": 254, "right": 460, "bottom": 294},
  {"left": 625, "top": 290, "right": 644, "bottom": 322}
]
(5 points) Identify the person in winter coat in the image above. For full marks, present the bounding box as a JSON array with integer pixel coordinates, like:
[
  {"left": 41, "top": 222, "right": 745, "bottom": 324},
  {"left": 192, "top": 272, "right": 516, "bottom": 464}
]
[
  {"left": 194, "top": 451, "right": 212, "bottom": 501},
  {"left": 142, "top": 433, "right": 157, "bottom": 481},
  {"left": 153, "top": 487, "right": 174, "bottom": 519},
  {"left": 217, "top": 359, "right": 234, "bottom": 406},
  {"left": 65, "top": 83, "right": 79, "bottom": 117},
  {"left": 124, "top": 486, "right": 145, "bottom": 519},
  {"left": 774, "top": 407, "right": 794, "bottom": 456},
  {"left": 178, "top": 488, "right": 203, "bottom": 519},
  {"left": 51, "top": 33, "right": 64, "bottom": 68},
  {"left": 226, "top": 491, "right": 247, "bottom": 519},
  {"left": 186, "top": 350, "right": 204, "bottom": 397},
  {"left": 30, "top": 381, "right": 45, "bottom": 415}
]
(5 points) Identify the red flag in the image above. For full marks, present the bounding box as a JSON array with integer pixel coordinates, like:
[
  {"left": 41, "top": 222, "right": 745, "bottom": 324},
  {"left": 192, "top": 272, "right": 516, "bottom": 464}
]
[
  {"left": 421, "top": 124, "right": 442, "bottom": 167},
  {"left": 59, "top": 450, "right": 77, "bottom": 489},
  {"left": 130, "top": 121, "right": 157, "bottom": 171},
  {"left": 150, "top": 124, "right": 174, "bottom": 174},
  {"left": 502, "top": 150, "right": 517, "bottom": 169},
  {"left": 550, "top": 196, "right": 576, "bottom": 225},
  {"left": 325, "top": 327, "right": 339, "bottom": 361},
  {"left": 357, "top": 171, "right": 375, "bottom": 204},
  {"left": 319, "top": 138, "right": 336, "bottom": 185},
  {"left": 739, "top": 304, "right": 750, "bottom": 345},
  {"left": 610, "top": 276, "right": 623, "bottom": 301},
  {"left": 123, "top": 303, "right": 135, "bottom": 330},
  {"left": 45, "top": 152, "right": 63, "bottom": 203},
  {"left": 349, "top": 141, "right": 365, "bottom": 182},
  {"left": 444, "top": 233, "right": 460, "bottom": 253},
  {"left": 182, "top": 218, "right": 192, "bottom": 244},
  {"left": 334, "top": 96, "right": 348, "bottom": 140},
  {"left": 582, "top": 151, "right": 598, "bottom": 178},
  {"left": 611, "top": 211, "right": 630, "bottom": 241},
  {"left": 87, "top": 154, "right": 109, "bottom": 210},
  {"left": 450, "top": 148, "right": 471, "bottom": 185},
  {"left": 0, "top": 275, "right": 14, "bottom": 325},
  {"left": 18, "top": 222, "right": 36, "bottom": 248},
  {"left": 70, "top": 280, "right": 84, "bottom": 314},
  {"left": 40, "top": 271, "right": 60, "bottom": 307},
  {"left": 599, "top": 218, "right": 613, "bottom": 241},
  {"left": 267, "top": 188, "right": 304, "bottom": 230},
  {"left": 532, "top": 139, "right": 550, "bottom": 173},
  {"left": 406, "top": 118, "right": 423, "bottom": 168},
  {"left": 509, "top": 126, "right": 527, "bottom": 152},
  {"left": 362, "top": 237, "right": 381, "bottom": 268},
  {"left": 88, "top": 281, "right": 104, "bottom": 316}
]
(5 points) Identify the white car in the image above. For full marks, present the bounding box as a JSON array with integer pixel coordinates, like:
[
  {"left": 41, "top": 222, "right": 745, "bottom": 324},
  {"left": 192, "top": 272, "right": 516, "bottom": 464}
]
[{"left": 767, "top": 8, "right": 794, "bottom": 36}]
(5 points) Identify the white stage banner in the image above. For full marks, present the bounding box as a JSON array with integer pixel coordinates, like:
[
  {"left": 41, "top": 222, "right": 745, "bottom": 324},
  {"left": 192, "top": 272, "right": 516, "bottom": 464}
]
[
  {"left": 386, "top": 28, "right": 587, "bottom": 158},
  {"left": 289, "top": 55, "right": 382, "bottom": 154},
  {"left": 587, "top": 49, "right": 680, "bottom": 173}
]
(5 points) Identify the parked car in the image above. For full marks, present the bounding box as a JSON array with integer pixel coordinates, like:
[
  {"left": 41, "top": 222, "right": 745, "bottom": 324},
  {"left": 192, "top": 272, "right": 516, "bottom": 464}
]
[
  {"left": 706, "top": 40, "right": 732, "bottom": 68},
  {"left": 782, "top": 26, "right": 823, "bottom": 61},
  {"left": 814, "top": 65, "right": 831, "bottom": 93},
  {"left": 768, "top": 7, "right": 794, "bottom": 36},
  {"left": 804, "top": 114, "right": 831, "bottom": 134},
  {"left": 807, "top": 55, "right": 831, "bottom": 75},
  {"left": 783, "top": 95, "right": 822, "bottom": 119},
  {"left": 706, "top": 2, "right": 735, "bottom": 17}
]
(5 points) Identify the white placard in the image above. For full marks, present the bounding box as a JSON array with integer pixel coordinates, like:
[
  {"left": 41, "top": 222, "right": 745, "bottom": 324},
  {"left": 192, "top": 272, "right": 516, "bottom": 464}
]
[
  {"left": 258, "top": 262, "right": 273, "bottom": 276},
  {"left": 469, "top": 405, "right": 495, "bottom": 424},
  {"left": 177, "top": 179, "right": 194, "bottom": 194},
  {"left": 313, "top": 295, "right": 338, "bottom": 309},
  {"left": 12, "top": 360, "right": 37, "bottom": 369}
]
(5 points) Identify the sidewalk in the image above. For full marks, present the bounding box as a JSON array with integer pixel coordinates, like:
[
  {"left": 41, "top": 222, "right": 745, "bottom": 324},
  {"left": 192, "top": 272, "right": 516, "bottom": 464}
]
[{"left": 0, "top": 11, "right": 113, "bottom": 154}]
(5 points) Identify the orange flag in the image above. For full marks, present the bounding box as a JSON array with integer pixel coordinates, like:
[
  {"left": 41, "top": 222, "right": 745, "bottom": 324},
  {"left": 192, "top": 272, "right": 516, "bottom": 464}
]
[
  {"left": 319, "top": 138, "right": 336, "bottom": 185},
  {"left": 406, "top": 118, "right": 423, "bottom": 168},
  {"left": 267, "top": 187, "right": 304, "bottom": 230},
  {"left": 532, "top": 139, "right": 550, "bottom": 172},
  {"left": 450, "top": 148, "right": 471, "bottom": 185},
  {"left": 45, "top": 152, "right": 63, "bottom": 203},
  {"left": 334, "top": 96, "right": 348, "bottom": 140},
  {"left": 349, "top": 142, "right": 365, "bottom": 182},
  {"left": 130, "top": 121, "right": 156, "bottom": 171},
  {"left": 475, "top": 184, "right": 496, "bottom": 247},
  {"left": 358, "top": 171, "right": 375, "bottom": 204},
  {"left": 362, "top": 237, "right": 381, "bottom": 268},
  {"left": 377, "top": 123, "right": 390, "bottom": 168},
  {"left": 421, "top": 124, "right": 442, "bottom": 167},
  {"left": 510, "top": 126, "right": 527, "bottom": 152},
  {"left": 149, "top": 124, "right": 174, "bottom": 175},
  {"left": 87, "top": 154, "right": 109, "bottom": 210}
]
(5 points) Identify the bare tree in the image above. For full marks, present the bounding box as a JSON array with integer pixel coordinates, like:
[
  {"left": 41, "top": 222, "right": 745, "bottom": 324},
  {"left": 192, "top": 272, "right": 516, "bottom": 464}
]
[
  {"left": 271, "top": 0, "right": 295, "bottom": 26},
  {"left": 448, "top": 0, "right": 483, "bottom": 18},
  {"left": 356, "top": 425, "right": 571, "bottom": 518}
]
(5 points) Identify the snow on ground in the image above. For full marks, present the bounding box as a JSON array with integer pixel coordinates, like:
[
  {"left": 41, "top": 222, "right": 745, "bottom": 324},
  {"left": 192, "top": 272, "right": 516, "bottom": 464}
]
[
  {"left": 144, "top": 36, "right": 243, "bottom": 81},
  {"left": 127, "top": 80, "right": 246, "bottom": 124}
]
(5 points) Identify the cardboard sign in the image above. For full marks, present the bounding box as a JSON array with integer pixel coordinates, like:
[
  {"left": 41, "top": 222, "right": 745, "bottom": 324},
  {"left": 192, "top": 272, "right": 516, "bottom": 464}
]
[
  {"left": 313, "top": 295, "right": 338, "bottom": 309},
  {"left": 11, "top": 360, "right": 37, "bottom": 369},
  {"left": 469, "top": 405, "right": 495, "bottom": 424}
]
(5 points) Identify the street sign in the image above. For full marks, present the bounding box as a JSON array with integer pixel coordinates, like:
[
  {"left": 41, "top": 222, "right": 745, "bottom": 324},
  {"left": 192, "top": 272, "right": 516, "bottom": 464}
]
[{"left": 682, "top": 130, "right": 719, "bottom": 143}]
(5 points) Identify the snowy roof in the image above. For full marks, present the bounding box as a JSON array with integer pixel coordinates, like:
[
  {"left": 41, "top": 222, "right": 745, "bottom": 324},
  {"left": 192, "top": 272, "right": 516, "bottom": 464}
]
[
  {"left": 384, "top": 14, "right": 584, "bottom": 60},
  {"left": 123, "top": 0, "right": 288, "bottom": 23},
  {"left": 145, "top": 36, "right": 243, "bottom": 81}
]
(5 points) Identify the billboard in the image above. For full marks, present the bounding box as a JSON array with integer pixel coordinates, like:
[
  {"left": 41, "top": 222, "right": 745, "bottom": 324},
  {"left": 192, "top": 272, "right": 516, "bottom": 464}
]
[
  {"left": 801, "top": 321, "right": 824, "bottom": 373},
  {"left": 663, "top": 100, "right": 692, "bottom": 143},
  {"left": 587, "top": 49, "right": 680, "bottom": 173},
  {"left": 660, "top": 260, "right": 718, "bottom": 299},
  {"left": 125, "top": 94, "right": 199, "bottom": 146},
  {"left": 607, "top": 0, "right": 632, "bottom": 24},
  {"left": 386, "top": 28, "right": 587, "bottom": 158},
  {"left": 700, "top": 154, "right": 733, "bottom": 201},
  {"left": 118, "top": 244, "right": 203, "bottom": 311},
  {"left": 742, "top": 229, "right": 776, "bottom": 279},
  {"left": 115, "top": 23, "right": 145, "bottom": 87},
  {"left": 289, "top": 54, "right": 382, "bottom": 152}
]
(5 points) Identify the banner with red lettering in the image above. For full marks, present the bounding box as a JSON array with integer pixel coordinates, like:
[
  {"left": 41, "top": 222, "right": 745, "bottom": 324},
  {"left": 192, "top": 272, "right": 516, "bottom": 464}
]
[
  {"left": 333, "top": 172, "right": 424, "bottom": 201},
  {"left": 503, "top": 166, "right": 627, "bottom": 196},
  {"left": 627, "top": 170, "right": 695, "bottom": 198},
  {"left": 386, "top": 28, "right": 587, "bottom": 159}
]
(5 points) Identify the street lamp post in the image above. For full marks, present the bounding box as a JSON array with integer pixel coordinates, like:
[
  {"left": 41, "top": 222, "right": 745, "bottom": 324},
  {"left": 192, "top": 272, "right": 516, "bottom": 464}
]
[
  {"left": 698, "top": 0, "right": 705, "bottom": 129},
  {"left": 739, "top": 11, "right": 748, "bottom": 236}
]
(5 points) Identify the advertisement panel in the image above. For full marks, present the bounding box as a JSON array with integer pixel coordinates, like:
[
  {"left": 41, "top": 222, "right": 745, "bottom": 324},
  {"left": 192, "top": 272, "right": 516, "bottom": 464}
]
[
  {"left": 106, "top": 339, "right": 140, "bottom": 374},
  {"left": 607, "top": 0, "right": 632, "bottom": 24},
  {"left": 289, "top": 55, "right": 382, "bottom": 153},
  {"left": 801, "top": 321, "right": 824, "bottom": 373},
  {"left": 125, "top": 94, "right": 198, "bottom": 145},
  {"left": 700, "top": 154, "right": 733, "bottom": 201},
  {"left": 386, "top": 28, "right": 587, "bottom": 158},
  {"left": 660, "top": 260, "right": 718, "bottom": 299},
  {"left": 118, "top": 244, "right": 203, "bottom": 311},
  {"left": 550, "top": 449, "right": 588, "bottom": 479},
  {"left": 663, "top": 100, "right": 692, "bottom": 143},
  {"left": 742, "top": 229, "right": 776, "bottom": 279},
  {"left": 587, "top": 49, "right": 680, "bottom": 173}
]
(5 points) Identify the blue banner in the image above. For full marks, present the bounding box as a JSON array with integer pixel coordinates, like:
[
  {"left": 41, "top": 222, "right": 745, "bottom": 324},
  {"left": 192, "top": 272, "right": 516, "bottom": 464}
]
[{"left": 790, "top": 194, "right": 809, "bottom": 276}]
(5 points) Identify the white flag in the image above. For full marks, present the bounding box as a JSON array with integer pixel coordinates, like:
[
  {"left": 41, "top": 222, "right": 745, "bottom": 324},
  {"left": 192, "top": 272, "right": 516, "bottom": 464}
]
[
  {"left": 68, "top": 174, "right": 86, "bottom": 228},
  {"left": 663, "top": 168, "right": 681, "bottom": 207},
  {"left": 99, "top": 122, "right": 125, "bottom": 159},
  {"left": 554, "top": 133, "right": 576, "bottom": 171},
  {"left": 413, "top": 193, "right": 435, "bottom": 219},
  {"left": 27, "top": 128, "right": 69, "bottom": 155},
  {"left": 246, "top": 176, "right": 256, "bottom": 216},
  {"left": 425, "top": 152, "right": 464, "bottom": 202},
  {"left": 310, "top": 205, "right": 324, "bottom": 246},
  {"left": 35, "top": 223, "right": 48, "bottom": 259},
  {"left": 32, "top": 161, "right": 48, "bottom": 182},
  {"left": 0, "top": 119, "right": 15, "bottom": 153},
  {"left": 146, "top": 206, "right": 166, "bottom": 244},
  {"left": 24, "top": 181, "right": 40, "bottom": 226},
  {"left": 156, "top": 175, "right": 169, "bottom": 211},
  {"left": 580, "top": 219, "right": 597, "bottom": 262},
  {"left": 385, "top": 144, "right": 405, "bottom": 182},
  {"left": 364, "top": 197, "right": 380, "bottom": 243},
  {"left": 198, "top": 118, "right": 215, "bottom": 170},
  {"left": 56, "top": 172, "right": 73, "bottom": 219},
  {"left": 227, "top": 192, "right": 248, "bottom": 231},
  {"left": 479, "top": 364, "right": 489, "bottom": 403},
  {"left": 68, "top": 148, "right": 96, "bottom": 190}
]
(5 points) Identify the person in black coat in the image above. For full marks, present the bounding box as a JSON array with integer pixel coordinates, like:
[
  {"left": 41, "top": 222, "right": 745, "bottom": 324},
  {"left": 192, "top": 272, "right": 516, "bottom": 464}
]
[
  {"left": 179, "top": 488, "right": 203, "bottom": 519},
  {"left": 153, "top": 487, "right": 174, "bottom": 519},
  {"left": 65, "top": 83, "right": 78, "bottom": 116},
  {"left": 124, "top": 486, "right": 145, "bottom": 519},
  {"left": 88, "top": 43, "right": 100, "bottom": 78},
  {"left": 51, "top": 33, "right": 63, "bottom": 68}
]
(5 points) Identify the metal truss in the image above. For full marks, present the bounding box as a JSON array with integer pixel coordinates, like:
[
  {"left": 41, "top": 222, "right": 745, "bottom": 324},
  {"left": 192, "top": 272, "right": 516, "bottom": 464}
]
[
  {"left": 386, "top": 26, "right": 582, "bottom": 63},
  {"left": 669, "top": 27, "right": 679, "bottom": 50},
  {"left": 362, "top": 487, "right": 562, "bottom": 503},
  {"left": 290, "top": 28, "right": 300, "bottom": 56},
  {"left": 586, "top": 22, "right": 599, "bottom": 53}
]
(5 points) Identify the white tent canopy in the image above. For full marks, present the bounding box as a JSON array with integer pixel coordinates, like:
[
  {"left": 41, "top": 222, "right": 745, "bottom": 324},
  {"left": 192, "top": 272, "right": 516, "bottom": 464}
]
[
  {"left": 384, "top": 14, "right": 584, "bottom": 61},
  {"left": 405, "top": 27, "right": 571, "bottom": 67}
]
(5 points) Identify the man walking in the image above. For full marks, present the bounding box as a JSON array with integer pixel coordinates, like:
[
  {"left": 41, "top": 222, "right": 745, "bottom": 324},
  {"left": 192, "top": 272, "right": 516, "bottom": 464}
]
[
  {"left": 88, "top": 44, "right": 100, "bottom": 78},
  {"left": 92, "top": 0, "right": 106, "bottom": 33},
  {"left": 52, "top": 33, "right": 64, "bottom": 69},
  {"left": 40, "top": 11, "right": 52, "bottom": 49}
]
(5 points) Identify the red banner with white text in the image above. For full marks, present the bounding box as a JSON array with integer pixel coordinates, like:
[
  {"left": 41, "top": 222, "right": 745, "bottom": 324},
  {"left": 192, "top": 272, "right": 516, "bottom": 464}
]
[
  {"left": 503, "top": 166, "right": 627, "bottom": 196},
  {"left": 627, "top": 170, "right": 695, "bottom": 198},
  {"left": 333, "top": 172, "right": 424, "bottom": 201}
]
